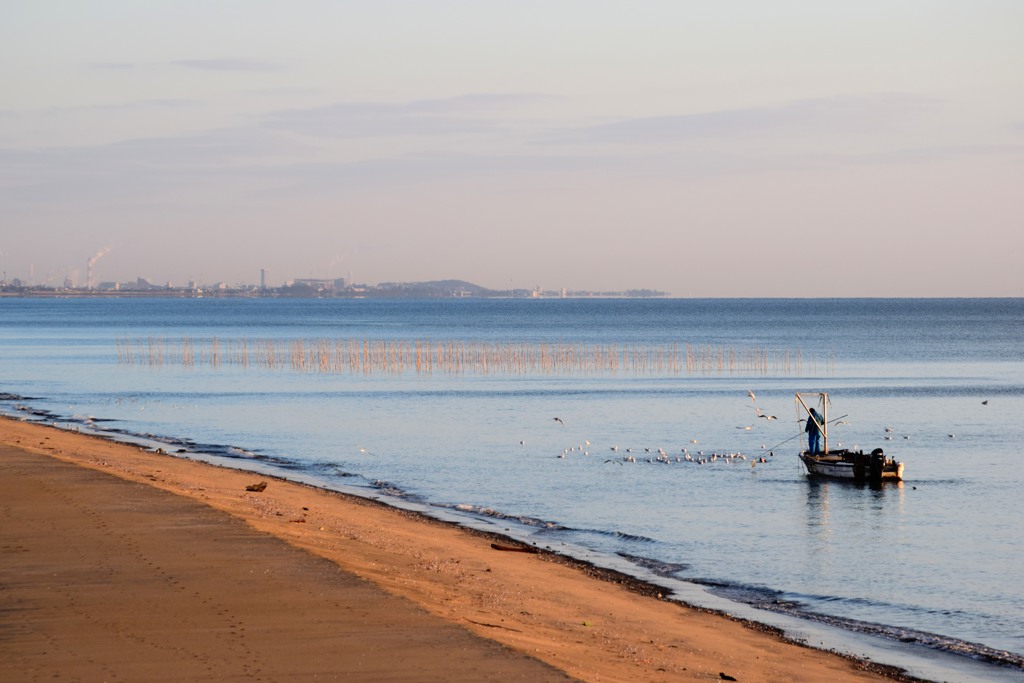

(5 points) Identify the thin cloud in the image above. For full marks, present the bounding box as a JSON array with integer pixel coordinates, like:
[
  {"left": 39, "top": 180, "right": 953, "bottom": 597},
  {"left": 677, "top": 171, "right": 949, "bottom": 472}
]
[
  {"left": 0, "top": 127, "right": 310, "bottom": 177},
  {"left": 0, "top": 99, "right": 200, "bottom": 120},
  {"left": 399, "top": 93, "right": 554, "bottom": 114},
  {"left": 0, "top": 128, "right": 314, "bottom": 207},
  {"left": 261, "top": 150, "right": 607, "bottom": 188},
  {"left": 543, "top": 93, "right": 939, "bottom": 145},
  {"left": 844, "top": 143, "right": 1024, "bottom": 165},
  {"left": 242, "top": 86, "right": 322, "bottom": 97},
  {"left": 263, "top": 93, "right": 553, "bottom": 139},
  {"left": 91, "top": 62, "right": 137, "bottom": 70},
  {"left": 171, "top": 58, "right": 280, "bottom": 72},
  {"left": 67, "top": 99, "right": 199, "bottom": 113},
  {"left": 93, "top": 128, "right": 304, "bottom": 164}
]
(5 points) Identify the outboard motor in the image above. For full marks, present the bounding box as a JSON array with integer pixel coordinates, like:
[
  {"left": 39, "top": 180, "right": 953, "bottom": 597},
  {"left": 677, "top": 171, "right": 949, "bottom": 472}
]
[{"left": 869, "top": 448, "right": 886, "bottom": 484}]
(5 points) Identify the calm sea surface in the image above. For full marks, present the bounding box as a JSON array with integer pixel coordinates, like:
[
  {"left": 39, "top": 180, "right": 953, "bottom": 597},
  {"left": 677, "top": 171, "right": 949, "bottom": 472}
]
[{"left": 2, "top": 297, "right": 1022, "bottom": 682}]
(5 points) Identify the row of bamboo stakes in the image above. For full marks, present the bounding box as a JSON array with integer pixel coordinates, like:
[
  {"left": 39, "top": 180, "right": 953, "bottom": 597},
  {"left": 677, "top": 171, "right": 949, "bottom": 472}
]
[{"left": 115, "top": 337, "right": 834, "bottom": 376}]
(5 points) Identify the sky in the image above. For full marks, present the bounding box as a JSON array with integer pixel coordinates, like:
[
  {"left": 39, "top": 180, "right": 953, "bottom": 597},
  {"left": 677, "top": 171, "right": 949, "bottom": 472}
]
[{"left": 2, "top": 1, "right": 1022, "bottom": 296}]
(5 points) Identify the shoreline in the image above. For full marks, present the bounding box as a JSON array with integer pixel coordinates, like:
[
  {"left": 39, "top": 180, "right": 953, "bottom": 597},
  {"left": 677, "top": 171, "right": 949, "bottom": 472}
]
[{"left": 0, "top": 415, "right": 929, "bottom": 682}]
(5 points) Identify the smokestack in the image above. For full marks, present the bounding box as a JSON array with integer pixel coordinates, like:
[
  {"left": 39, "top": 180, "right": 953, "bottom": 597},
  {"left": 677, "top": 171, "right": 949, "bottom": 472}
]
[{"left": 86, "top": 246, "right": 111, "bottom": 290}]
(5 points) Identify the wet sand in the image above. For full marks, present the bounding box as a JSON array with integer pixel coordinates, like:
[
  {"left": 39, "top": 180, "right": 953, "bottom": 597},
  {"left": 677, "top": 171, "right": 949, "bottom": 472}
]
[{"left": 0, "top": 417, "right": 923, "bottom": 681}]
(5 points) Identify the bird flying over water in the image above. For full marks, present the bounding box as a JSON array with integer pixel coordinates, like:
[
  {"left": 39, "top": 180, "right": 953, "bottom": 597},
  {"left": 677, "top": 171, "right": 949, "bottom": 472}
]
[
  {"left": 553, "top": 417, "right": 564, "bottom": 426},
  {"left": 757, "top": 413, "right": 777, "bottom": 421},
  {"left": 747, "top": 390, "right": 756, "bottom": 402},
  {"left": 982, "top": 400, "right": 989, "bottom": 405}
]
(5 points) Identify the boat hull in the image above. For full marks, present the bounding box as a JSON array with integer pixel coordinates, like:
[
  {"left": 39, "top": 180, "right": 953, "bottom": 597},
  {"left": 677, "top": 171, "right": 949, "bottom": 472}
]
[{"left": 799, "top": 450, "right": 904, "bottom": 483}]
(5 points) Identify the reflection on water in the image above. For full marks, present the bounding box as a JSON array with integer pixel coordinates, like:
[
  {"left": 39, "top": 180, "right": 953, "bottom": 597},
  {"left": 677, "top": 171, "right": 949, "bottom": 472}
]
[
  {"left": 799, "top": 477, "right": 914, "bottom": 612},
  {"left": 1, "top": 296, "right": 1023, "bottom": 679},
  {"left": 804, "top": 479, "right": 832, "bottom": 535}
]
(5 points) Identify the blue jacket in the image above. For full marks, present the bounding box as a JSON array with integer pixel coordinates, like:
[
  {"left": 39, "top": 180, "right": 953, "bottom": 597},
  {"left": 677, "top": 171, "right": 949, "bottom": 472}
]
[{"left": 806, "top": 410, "right": 822, "bottom": 435}]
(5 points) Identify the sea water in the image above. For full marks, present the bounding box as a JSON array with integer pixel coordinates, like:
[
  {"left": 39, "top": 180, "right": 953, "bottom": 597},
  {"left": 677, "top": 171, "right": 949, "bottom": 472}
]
[{"left": 1, "top": 297, "right": 1022, "bottom": 682}]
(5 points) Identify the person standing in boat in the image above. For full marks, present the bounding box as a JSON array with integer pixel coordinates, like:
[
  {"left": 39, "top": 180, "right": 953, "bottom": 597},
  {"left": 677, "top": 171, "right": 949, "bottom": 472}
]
[{"left": 806, "top": 407, "right": 823, "bottom": 454}]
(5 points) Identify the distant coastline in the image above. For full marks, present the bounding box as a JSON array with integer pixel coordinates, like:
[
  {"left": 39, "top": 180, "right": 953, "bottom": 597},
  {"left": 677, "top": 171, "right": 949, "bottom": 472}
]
[{"left": 0, "top": 278, "right": 668, "bottom": 299}]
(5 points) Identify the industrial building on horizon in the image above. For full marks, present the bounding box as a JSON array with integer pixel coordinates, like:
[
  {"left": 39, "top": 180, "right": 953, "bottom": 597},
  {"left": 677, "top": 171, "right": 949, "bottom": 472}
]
[{"left": 2, "top": 263, "right": 665, "bottom": 299}]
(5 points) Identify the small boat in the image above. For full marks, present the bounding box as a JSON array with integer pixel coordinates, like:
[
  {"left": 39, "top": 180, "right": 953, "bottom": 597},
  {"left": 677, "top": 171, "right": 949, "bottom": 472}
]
[{"left": 796, "top": 392, "right": 905, "bottom": 483}]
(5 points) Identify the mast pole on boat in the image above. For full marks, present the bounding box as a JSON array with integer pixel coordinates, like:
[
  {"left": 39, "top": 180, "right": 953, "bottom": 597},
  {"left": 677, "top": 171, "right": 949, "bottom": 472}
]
[{"left": 822, "top": 392, "right": 828, "bottom": 454}]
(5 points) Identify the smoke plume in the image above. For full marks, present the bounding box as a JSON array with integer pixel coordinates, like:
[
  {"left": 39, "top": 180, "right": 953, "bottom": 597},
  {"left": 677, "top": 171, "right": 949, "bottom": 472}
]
[{"left": 88, "top": 246, "right": 111, "bottom": 267}]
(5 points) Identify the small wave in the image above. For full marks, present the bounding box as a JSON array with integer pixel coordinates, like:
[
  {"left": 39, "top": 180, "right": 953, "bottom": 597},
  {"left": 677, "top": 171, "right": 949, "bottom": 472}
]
[
  {"left": 118, "top": 431, "right": 198, "bottom": 450},
  {"left": 78, "top": 416, "right": 118, "bottom": 423},
  {"left": 13, "top": 404, "right": 59, "bottom": 420},
  {"left": 299, "top": 460, "right": 360, "bottom": 478},
  {"left": 616, "top": 552, "right": 689, "bottom": 577},
  {"left": 435, "top": 503, "right": 566, "bottom": 530},
  {"left": 694, "top": 579, "right": 1024, "bottom": 670},
  {"left": 567, "top": 527, "right": 657, "bottom": 544},
  {"left": 0, "top": 393, "right": 39, "bottom": 401},
  {"left": 807, "top": 612, "right": 1024, "bottom": 670},
  {"left": 187, "top": 443, "right": 293, "bottom": 466},
  {"left": 103, "top": 428, "right": 298, "bottom": 468},
  {"left": 370, "top": 479, "right": 424, "bottom": 502}
]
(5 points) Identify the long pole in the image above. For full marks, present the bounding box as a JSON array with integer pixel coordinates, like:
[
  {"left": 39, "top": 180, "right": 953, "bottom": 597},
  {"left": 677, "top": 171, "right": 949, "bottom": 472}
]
[
  {"left": 759, "top": 414, "right": 847, "bottom": 457},
  {"left": 823, "top": 395, "right": 829, "bottom": 454},
  {"left": 794, "top": 392, "right": 829, "bottom": 454}
]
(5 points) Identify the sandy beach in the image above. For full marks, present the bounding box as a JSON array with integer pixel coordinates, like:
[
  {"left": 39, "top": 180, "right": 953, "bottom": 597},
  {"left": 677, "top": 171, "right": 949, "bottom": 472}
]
[{"left": 0, "top": 416, "right": 923, "bottom": 682}]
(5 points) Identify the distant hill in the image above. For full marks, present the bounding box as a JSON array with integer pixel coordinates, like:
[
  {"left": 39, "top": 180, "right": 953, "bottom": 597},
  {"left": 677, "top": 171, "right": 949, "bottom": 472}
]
[{"left": 373, "top": 280, "right": 497, "bottom": 297}]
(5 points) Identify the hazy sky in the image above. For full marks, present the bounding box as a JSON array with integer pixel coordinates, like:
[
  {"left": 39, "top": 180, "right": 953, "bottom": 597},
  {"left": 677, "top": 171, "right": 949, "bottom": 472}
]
[{"left": 3, "top": 1, "right": 1022, "bottom": 296}]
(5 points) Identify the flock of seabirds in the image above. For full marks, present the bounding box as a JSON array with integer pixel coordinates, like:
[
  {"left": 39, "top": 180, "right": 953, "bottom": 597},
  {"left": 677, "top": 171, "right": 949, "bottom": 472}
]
[{"left": 536, "top": 391, "right": 987, "bottom": 468}]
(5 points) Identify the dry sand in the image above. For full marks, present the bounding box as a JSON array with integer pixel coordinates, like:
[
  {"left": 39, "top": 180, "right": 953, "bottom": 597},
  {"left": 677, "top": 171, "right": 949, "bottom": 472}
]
[{"left": 0, "top": 416, "right": 924, "bottom": 682}]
